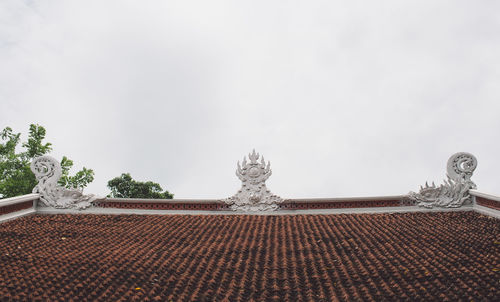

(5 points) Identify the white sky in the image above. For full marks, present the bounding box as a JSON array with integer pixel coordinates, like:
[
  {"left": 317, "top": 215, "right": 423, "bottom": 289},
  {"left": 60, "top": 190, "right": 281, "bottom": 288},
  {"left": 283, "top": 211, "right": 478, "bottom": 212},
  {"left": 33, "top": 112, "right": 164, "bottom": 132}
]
[{"left": 1, "top": 0, "right": 499, "bottom": 198}]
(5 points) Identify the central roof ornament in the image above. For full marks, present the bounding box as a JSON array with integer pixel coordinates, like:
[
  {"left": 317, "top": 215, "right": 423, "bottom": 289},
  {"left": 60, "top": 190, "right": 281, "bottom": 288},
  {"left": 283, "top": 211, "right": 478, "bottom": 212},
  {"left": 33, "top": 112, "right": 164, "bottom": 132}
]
[{"left": 221, "top": 149, "right": 283, "bottom": 211}]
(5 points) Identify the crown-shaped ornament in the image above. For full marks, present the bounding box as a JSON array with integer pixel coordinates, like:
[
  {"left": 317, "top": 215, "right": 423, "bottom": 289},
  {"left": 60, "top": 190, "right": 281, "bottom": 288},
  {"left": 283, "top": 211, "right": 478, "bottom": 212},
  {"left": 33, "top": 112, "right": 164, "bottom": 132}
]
[{"left": 221, "top": 149, "right": 283, "bottom": 211}]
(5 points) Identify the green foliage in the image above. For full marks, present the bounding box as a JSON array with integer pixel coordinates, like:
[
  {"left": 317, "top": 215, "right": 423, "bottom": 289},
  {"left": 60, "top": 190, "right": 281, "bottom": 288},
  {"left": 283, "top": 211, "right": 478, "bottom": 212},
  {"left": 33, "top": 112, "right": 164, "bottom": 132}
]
[
  {"left": 0, "top": 124, "right": 95, "bottom": 198},
  {"left": 23, "top": 124, "right": 52, "bottom": 158},
  {"left": 107, "top": 173, "right": 174, "bottom": 199},
  {"left": 58, "top": 156, "right": 95, "bottom": 189}
]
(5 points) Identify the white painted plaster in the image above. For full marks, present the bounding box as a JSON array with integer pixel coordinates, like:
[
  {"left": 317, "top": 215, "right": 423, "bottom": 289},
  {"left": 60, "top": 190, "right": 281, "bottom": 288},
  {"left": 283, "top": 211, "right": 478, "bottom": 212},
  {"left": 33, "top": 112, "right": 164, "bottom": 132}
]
[
  {"left": 31, "top": 156, "right": 101, "bottom": 209},
  {"left": 473, "top": 204, "right": 500, "bottom": 219},
  {"left": 0, "top": 208, "right": 37, "bottom": 223},
  {"left": 0, "top": 193, "right": 39, "bottom": 207},
  {"left": 36, "top": 205, "right": 474, "bottom": 216},
  {"left": 469, "top": 190, "right": 500, "bottom": 202}
]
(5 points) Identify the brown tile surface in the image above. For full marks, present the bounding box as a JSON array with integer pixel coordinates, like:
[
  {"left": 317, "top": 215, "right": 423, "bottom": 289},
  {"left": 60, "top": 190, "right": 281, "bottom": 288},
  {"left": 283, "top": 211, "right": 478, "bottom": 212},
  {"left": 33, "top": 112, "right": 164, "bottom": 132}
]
[
  {"left": 96, "top": 201, "right": 228, "bottom": 211},
  {"left": 279, "top": 199, "right": 401, "bottom": 210},
  {"left": 476, "top": 196, "right": 500, "bottom": 210},
  {"left": 0, "top": 212, "right": 499, "bottom": 301},
  {"left": 0, "top": 200, "right": 33, "bottom": 215}
]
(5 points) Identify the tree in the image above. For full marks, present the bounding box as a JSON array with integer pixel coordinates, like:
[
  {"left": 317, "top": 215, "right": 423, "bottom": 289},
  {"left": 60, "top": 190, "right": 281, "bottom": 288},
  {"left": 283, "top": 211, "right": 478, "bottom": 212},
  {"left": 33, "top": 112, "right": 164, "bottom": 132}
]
[
  {"left": 0, "top": 124, "right": 95, "bottom": 198},
  {"left": 58, "top": 156, "right": 95, "bottom": 189},
  {"left": 107, "top": 173, "right": 174, "bottom": 199}
]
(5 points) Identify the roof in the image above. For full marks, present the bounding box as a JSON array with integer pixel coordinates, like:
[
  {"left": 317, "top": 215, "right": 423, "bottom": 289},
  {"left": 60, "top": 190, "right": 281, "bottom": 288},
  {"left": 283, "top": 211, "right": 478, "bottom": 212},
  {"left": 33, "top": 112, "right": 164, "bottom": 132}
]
[{"left": 1, "top": 211, "right": 498, "bottom": 301}]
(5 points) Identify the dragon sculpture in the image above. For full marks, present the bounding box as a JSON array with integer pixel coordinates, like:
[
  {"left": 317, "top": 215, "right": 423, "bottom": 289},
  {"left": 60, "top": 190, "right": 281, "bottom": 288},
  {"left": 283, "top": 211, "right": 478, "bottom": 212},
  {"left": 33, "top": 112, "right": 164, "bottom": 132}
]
[
  {"left": 221, "top": 150, "right": 283, "bottom": 211},
  {"left": 31, "top": 156, "right": 100, "bottom": 209},
  {"left": 408, "top": 152, "right": 477, "bottom": 208}
]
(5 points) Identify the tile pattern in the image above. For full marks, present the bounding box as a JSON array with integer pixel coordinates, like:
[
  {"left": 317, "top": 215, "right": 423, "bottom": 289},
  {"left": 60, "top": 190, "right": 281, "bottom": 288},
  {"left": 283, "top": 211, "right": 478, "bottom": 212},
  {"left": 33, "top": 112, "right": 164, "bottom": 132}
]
[
  {"left": 96, "top": 201, "right": 228, "bottom": 210},
  {"left": 279, "top": 199, "right": 401, "bottom": 210},
  {"left": 0, "top": 200, "right": 33, "bottom": 216},
  {"left": 476, "top": 196, "right": 500, "bottom": 210},
  {"left": 0, "top": 212, "right": 498, "bottom": 301},
  {"left": 95, "top": 199, "right": 403, "bottom": 211}
]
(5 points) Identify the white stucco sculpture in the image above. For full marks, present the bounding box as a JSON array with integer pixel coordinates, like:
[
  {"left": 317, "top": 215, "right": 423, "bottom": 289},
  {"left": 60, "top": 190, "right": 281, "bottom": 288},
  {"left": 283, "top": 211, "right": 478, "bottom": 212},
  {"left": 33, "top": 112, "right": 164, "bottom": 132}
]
[
  {"left": 221, "top": 150, "right": 283, "bottom": 211},
  {"left": 31, "top": 155, "right": 100, "bottom": 209},
  {"left": 408, "top": 152, "right": 477, "bottom": 208}
]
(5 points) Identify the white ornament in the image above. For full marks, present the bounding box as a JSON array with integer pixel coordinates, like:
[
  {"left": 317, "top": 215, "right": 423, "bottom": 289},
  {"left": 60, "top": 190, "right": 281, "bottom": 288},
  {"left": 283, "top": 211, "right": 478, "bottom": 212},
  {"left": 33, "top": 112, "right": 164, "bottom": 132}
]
[
  {"left": 408, "top": 152, "right": 477, "bottom": 208},
  {"left": 221, "top": 150, "right": 283, "bottom": 211},
  {"left": 31, "top": 156, "right": 100, "bottom": 209}
]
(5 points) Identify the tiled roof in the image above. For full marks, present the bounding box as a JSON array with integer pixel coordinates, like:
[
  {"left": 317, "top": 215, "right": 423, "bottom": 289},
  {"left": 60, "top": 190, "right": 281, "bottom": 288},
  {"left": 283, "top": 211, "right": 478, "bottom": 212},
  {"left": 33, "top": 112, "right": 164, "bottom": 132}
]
[{"left": 0, "top": 212, "right": 499, "bottom": 301}]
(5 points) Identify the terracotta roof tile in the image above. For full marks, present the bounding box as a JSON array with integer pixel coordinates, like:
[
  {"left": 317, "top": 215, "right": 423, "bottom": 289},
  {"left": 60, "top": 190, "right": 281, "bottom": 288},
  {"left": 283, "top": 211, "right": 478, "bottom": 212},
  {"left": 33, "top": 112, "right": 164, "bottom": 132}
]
[{"left": 0, "top": 211, "right": 499, "bottom": 301}]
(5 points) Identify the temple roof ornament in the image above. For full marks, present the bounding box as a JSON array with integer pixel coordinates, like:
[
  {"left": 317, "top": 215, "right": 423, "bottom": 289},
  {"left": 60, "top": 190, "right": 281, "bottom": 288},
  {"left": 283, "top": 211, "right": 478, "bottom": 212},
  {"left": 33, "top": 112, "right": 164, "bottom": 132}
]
[
  {"left": 221, "top": 149, "right": 283, "bottom": 211},
  {"left": 31, "top": 156, "right": 100, "bottom": 209},
  {"left": 408, "top": 152, "right": 477, "bottom": 208}
]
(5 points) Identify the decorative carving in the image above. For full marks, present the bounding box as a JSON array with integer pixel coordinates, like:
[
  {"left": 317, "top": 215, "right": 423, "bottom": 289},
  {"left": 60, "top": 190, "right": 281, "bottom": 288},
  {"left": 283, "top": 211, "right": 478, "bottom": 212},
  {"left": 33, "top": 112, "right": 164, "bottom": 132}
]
[
  {"left": 31, "top": 156, "right": 100, "bottom": 209},
  {"left": 221, "top": 150, "right": 283, "bottom": 211},
  {"left": 408, "top": 152, "right": 477, "bottom": 208}
]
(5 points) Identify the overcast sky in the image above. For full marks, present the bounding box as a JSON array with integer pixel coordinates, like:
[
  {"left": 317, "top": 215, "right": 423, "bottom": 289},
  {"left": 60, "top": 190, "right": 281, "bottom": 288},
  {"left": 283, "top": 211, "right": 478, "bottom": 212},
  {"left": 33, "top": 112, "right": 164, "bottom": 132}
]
[{"left": 1, "top": 0, "right": 499, "bottom": 199}]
